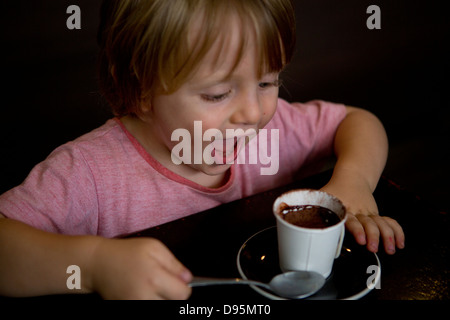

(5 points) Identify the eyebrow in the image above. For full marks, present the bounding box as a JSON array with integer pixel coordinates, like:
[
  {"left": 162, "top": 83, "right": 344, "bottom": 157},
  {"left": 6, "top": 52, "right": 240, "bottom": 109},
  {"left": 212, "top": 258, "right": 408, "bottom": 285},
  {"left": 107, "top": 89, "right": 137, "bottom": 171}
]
[{"left": 187, "top": 73, "right": 235, "bottom": 90}]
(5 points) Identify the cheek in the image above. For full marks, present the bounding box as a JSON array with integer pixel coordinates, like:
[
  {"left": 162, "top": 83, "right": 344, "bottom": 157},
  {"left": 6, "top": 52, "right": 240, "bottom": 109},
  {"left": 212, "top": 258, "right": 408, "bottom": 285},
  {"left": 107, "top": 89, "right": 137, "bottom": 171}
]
[{"left": 260, "top": 96, "right": 279, "bottom": 127}]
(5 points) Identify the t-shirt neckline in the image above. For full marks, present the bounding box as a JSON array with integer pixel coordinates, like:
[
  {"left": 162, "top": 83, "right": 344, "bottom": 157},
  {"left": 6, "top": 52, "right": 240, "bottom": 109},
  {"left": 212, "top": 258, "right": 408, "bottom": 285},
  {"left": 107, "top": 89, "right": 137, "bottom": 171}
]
[{"left": 113, "top": 117, "right": 235, "bottom": 194}]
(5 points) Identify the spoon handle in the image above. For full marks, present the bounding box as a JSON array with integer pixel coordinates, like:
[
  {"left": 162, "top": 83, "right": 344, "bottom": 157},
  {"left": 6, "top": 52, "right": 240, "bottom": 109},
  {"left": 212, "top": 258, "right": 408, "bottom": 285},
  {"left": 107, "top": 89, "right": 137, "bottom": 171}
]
[{"left": 189, "top": 276, "right": 270, "bottom": 291}]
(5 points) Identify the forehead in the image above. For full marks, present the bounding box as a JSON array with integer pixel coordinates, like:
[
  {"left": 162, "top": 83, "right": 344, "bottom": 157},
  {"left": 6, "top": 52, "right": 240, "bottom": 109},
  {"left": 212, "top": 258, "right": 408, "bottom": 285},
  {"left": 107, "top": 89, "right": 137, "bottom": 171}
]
[{"left": 187, "top": 14, "right": 259, "bottom": 83}]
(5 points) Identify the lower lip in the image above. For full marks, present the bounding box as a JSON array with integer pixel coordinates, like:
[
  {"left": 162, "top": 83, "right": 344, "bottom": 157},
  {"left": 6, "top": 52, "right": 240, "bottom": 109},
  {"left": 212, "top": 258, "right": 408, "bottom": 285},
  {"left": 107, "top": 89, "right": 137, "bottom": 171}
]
[{"left": 213, "top": 139, "right": 239, "bottom": 164}]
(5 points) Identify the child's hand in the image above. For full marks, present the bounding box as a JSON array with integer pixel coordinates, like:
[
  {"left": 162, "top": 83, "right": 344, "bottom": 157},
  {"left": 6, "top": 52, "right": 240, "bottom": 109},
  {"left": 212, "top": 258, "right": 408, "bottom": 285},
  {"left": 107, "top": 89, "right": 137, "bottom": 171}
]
[
  {"left": 325, "top": 107, "right": 404, "bottom": 254},
  {"left": 320, "top": 179, "right": 405, "bottom": 255},
  {"left": 88, "top": 237, "right": 192, "bottom": 299}
]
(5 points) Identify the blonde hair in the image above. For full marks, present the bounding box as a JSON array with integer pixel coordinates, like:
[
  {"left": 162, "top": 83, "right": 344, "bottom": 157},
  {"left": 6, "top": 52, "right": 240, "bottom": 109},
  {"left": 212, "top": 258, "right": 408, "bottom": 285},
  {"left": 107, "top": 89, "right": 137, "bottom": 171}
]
[{"left": 97, "top": 0, "right": 296, "bottom": 116}]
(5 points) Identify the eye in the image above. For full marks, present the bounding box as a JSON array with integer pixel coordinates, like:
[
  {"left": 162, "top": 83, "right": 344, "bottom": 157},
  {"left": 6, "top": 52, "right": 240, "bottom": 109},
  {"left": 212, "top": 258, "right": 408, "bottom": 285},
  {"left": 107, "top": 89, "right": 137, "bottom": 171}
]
[
  {"left": 259, "top": 79, "right": 283, "bottom": 89},
  {"left": 201, "top": 90, "right": 231, "bottom": 103}
]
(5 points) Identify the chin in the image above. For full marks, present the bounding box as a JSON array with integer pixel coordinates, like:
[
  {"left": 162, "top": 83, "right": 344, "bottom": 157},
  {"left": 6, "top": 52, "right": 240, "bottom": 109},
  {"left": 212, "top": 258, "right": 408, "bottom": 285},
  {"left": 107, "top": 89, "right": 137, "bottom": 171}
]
[{"left": 197, "top": 162, "right": 233, "bottom": 176}]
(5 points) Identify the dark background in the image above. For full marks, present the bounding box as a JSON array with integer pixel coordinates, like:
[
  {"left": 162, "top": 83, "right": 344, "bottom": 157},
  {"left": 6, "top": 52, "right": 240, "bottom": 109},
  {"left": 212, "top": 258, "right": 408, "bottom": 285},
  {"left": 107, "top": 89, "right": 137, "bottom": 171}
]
[{"left": 1, "top": 0, "right": 449, "bottom": 212}]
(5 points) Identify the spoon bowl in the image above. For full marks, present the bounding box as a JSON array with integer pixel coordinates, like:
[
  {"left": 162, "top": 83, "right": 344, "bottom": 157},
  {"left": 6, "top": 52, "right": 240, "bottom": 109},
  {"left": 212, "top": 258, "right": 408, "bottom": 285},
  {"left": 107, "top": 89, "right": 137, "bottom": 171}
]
[{"left": 189, "top": 270, "right": 325, "bottom": 299}]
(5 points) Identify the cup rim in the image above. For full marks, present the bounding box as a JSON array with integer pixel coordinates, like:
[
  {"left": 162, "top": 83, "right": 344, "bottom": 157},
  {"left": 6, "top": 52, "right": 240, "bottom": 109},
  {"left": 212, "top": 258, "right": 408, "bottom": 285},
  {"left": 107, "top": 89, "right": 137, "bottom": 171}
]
[{"left": 273, "top": 188, "right": 347, "bottom": 232}]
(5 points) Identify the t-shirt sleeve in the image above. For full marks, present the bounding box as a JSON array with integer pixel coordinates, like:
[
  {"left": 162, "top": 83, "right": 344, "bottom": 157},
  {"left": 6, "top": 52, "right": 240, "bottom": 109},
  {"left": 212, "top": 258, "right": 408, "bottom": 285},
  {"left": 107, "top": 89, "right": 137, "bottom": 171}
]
[
  {"left": 273, "top": 98, "right": 347, "bottom": 173},
  {"left": 0, "top": 144, "right": 99, "bottom": 235}
]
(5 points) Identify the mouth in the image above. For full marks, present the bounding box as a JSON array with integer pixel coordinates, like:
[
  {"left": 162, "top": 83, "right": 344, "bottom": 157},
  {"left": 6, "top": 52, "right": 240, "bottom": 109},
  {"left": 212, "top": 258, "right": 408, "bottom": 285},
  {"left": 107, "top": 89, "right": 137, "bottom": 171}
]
[{"left": 211, "top": 137, "right": 241, "bottom": 164}]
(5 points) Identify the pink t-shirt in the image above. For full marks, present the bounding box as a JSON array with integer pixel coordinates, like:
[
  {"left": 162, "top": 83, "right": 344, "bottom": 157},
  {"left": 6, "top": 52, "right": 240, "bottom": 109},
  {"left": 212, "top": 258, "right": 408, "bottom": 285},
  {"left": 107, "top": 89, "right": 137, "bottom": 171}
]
[{"left": 0, "top": 99, "right": 346, "bottom": 237}]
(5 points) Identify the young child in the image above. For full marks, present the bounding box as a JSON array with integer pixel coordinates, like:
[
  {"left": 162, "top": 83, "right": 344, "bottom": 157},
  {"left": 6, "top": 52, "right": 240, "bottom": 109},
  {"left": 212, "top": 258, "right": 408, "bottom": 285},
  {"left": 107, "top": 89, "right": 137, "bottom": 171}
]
[{"left": 0, "top": 0, "right": 404, "bottom": 299}]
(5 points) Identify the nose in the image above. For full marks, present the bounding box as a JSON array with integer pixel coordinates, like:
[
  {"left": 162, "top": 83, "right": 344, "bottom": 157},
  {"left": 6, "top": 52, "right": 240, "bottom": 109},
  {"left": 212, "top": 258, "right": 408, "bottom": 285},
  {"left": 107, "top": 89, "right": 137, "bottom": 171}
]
[{"left": 229, "top": 91, "right": 263, "bottom": 125}]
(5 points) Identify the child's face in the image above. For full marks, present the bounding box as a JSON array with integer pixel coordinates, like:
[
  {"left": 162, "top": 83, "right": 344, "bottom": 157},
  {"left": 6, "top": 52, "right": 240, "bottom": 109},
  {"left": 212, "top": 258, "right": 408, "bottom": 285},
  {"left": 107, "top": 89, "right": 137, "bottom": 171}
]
[{"left": 141, "top": 22, "right": 280, "bottom": 179}]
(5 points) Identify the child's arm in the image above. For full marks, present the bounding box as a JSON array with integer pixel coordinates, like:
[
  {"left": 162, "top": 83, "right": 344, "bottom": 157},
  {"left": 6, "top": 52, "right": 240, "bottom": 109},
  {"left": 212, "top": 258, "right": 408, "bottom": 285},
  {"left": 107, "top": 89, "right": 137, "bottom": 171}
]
[
  {"left": 320, "top": 106, "right": 405, "bottom": 254},
  {"left": 0, "top": 214, "right": 192, "bottom": 299}
]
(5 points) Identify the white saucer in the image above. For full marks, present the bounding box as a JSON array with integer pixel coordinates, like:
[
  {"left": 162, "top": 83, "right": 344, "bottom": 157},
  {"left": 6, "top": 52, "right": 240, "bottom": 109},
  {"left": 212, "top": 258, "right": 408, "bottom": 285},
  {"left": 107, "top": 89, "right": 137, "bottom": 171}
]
[{"left": 237, "top": 226, "right": 381, "bottom": 300}]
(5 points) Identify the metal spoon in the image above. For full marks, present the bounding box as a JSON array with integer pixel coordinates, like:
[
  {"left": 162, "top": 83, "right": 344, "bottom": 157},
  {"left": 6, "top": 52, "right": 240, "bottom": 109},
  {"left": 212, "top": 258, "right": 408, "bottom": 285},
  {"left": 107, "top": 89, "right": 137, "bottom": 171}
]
[{"left": 189, "top": 270, "right": 326, "bottom": 299}]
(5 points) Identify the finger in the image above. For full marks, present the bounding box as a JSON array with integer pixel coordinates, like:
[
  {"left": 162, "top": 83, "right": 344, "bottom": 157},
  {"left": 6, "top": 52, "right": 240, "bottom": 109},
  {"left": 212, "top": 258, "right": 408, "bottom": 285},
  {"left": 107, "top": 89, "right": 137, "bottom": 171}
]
[
  {"left": 356, "top": 214, "right": 380, "bottom": 253},
  {"left": 345, "top": 214, "right": 367, "bottom": 245},
  {"left": 384, "top": 217, "right": 405, "bottom": 249},
  {"left": 371, "top": 215, "right": 396, "bottom": 254},
  {"left": 147, "top": 265, "right": 192, "bottom": 300},
  {"left": 146, "top": 239, "right": 193, "bottom": 283}
]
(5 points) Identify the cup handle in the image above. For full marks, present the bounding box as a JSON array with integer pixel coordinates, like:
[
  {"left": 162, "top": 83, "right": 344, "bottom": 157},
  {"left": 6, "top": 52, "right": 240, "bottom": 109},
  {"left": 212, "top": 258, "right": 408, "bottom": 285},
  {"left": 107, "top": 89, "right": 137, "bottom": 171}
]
[{"left": 335, "top": 227, "right": 345, "bottom": 258}]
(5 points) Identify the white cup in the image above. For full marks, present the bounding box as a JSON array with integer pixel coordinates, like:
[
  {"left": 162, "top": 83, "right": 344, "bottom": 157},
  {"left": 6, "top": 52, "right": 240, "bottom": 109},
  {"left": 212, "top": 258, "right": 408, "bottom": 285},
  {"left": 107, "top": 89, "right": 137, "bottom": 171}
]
[{"left": 273, "top": 189, "right": 347, "bottom": 278}]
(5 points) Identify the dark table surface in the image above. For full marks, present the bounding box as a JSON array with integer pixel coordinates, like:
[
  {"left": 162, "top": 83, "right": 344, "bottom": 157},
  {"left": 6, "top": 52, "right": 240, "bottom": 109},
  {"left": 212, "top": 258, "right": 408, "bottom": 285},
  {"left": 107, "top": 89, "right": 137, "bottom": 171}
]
[
  {"left": 128, "top": 170, "right": 449, "bottom": 301},
  {"left": 12, "top": 170, "right": 447, "bottom": 303}
]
